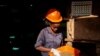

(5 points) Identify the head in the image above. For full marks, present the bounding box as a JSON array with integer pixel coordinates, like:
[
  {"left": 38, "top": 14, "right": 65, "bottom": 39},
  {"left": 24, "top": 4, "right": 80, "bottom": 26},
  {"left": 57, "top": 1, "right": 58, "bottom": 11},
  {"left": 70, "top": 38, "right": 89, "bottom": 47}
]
[
  {"left": 45, "top": 8, "right": 62, "bottom": 32},
  {"left": 50, "top": 22, "right": 61, "bottom": 32}
]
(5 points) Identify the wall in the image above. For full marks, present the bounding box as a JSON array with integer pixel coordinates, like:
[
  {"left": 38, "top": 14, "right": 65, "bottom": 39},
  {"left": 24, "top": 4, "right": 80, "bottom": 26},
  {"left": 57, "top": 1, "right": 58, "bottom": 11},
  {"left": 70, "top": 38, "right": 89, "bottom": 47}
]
[
  {"left": 74, "top": 18, "right": 100, "bottom": 56},
  {"left": 75, "top": 18, "right": 100, "bottom": 41}
]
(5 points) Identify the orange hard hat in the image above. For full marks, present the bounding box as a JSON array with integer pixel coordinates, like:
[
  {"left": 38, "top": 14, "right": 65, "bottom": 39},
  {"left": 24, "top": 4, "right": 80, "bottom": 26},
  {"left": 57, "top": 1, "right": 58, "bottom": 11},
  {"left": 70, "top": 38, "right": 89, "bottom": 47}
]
[{"left": 45, "top": 8, "right": 62, "bottom": 23}]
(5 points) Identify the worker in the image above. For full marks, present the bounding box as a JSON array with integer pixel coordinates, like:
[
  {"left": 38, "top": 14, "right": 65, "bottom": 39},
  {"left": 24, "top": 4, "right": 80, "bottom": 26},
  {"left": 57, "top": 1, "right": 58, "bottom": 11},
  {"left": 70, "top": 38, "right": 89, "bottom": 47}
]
[{"left": 34, "top": 8, "right": 63, "bottom": 56}]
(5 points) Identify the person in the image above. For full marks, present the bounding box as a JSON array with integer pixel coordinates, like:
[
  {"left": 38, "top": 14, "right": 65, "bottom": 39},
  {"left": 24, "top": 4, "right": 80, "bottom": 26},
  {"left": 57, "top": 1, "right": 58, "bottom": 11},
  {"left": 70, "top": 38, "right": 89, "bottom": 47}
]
[{"left": 34, "top": 8, "right": 63, "bottom": 56}]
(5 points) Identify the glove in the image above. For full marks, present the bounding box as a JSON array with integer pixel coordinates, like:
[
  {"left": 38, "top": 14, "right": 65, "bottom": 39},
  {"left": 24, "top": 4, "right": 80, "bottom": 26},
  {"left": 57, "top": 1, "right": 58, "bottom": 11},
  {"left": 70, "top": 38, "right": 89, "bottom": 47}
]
[{"left": 50, "top": 48, "right": 60, "bottom": 56}]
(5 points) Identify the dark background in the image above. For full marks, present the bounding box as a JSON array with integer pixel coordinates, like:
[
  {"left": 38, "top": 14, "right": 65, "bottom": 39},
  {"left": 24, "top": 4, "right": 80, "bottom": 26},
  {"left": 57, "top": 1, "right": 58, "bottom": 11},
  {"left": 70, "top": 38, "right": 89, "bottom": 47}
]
[{"left": 0, "top": 0, "right": 99, "bottom": 56}]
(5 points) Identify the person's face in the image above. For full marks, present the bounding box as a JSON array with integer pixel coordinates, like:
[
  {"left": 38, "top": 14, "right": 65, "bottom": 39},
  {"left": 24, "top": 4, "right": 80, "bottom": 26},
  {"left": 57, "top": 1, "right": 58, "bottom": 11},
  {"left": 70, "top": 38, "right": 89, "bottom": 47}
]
[{"left": 50, "top": 23, "right": 61, "bottom": 32}]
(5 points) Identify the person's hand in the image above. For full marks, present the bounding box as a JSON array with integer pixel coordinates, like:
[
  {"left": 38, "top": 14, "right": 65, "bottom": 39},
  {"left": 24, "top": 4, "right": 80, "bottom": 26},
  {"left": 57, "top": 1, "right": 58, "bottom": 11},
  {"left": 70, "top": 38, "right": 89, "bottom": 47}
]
[
  {"left": 50, "top": 48, "right": 60, "bottom": 56},
  {"left": 64, "top": 37, "right": 74, "bottom": 42}
]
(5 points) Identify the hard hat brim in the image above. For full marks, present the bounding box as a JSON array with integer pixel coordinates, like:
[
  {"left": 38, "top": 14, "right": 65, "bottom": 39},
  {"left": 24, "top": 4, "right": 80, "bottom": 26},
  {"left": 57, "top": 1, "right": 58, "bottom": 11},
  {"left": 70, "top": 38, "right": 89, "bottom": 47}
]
[{"left": 46, "top": 17, "right": 62, "bottom": 23}]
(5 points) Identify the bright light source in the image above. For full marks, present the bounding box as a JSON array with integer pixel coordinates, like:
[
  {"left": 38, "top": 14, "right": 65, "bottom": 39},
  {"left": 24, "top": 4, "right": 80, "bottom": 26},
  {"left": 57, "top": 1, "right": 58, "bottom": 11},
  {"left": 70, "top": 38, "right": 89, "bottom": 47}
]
[
  {"left": 30, "top": 4, "right": 32, "bottom": 7},
  {"left": 12, "top": 47, "right": 20, "bottom": 51},
  {"left": 9, "top": 36, "right": 15, "bottom": 39}
]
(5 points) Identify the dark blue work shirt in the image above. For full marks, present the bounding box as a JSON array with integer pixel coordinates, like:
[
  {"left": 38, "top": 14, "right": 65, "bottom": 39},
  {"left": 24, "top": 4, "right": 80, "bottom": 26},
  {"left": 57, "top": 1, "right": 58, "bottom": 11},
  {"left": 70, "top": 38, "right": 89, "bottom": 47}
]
[{"left": 34, "top": 27, "right": 63, "bottom": 56}]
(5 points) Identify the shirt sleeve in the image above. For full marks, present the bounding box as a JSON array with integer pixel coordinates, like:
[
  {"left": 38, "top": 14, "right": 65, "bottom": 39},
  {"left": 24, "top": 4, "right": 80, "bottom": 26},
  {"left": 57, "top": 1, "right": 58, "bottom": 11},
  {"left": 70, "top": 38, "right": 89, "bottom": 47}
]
[
  {"left": 60, "top": 33, "right": 64, "bottom": 46},
  {"left": 34, "top": 29, "right": 45, "bottom": 48}
]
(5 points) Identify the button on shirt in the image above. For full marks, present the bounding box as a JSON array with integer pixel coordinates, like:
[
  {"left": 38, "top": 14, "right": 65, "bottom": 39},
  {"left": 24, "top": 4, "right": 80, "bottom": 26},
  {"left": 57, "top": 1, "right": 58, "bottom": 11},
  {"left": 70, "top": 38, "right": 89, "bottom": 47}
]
[{"left": 34, "top": 27, "right": 63, "bottom": 56}]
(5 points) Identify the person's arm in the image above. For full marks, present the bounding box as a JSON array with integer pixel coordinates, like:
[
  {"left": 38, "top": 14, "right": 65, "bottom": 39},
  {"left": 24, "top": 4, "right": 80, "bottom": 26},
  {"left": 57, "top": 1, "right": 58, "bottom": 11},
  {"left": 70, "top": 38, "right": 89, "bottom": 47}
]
[
  {"left": 35, "top": 29, "right": 60, "bottom": 56},
  {"left": 60, "top": 33, "right": 64, "bottom": 46},
  {"left": 36, "top": 45, "right": 61, "bottom": 56},
  {"left": 36, "top": 46, "right": 51, "bottom": 52},
  {"left": 35, "top": 29, "right": 51, "bottom": 52}
]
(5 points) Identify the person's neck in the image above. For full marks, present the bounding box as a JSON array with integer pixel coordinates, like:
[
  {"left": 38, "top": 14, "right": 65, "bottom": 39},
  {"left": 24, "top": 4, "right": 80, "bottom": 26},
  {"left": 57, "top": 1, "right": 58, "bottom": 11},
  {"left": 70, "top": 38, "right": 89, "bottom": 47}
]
[{"left": 50, "top": 27, "right": 57, "bottom": 34}]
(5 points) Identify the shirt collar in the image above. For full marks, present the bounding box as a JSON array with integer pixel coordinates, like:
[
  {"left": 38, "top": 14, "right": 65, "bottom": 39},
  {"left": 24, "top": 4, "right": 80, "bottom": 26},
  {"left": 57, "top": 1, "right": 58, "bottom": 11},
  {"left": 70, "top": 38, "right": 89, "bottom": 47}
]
[
  {"left": 46, "top": 27, "right": 61, "bottom": 36},
  {"left": 47, "top": 27, "right": 52, "bottom": 34}
]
